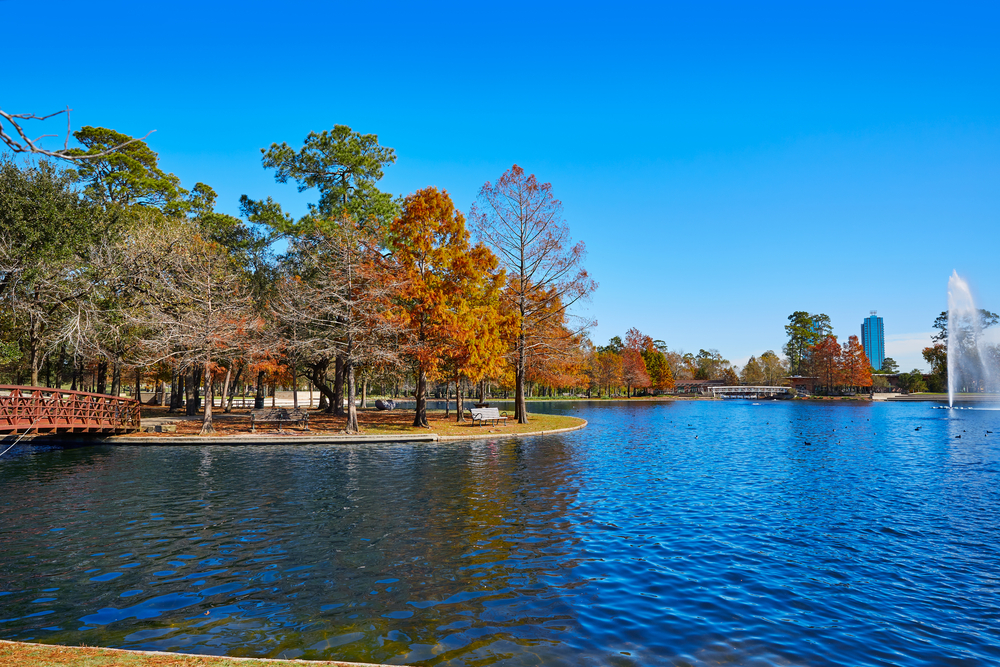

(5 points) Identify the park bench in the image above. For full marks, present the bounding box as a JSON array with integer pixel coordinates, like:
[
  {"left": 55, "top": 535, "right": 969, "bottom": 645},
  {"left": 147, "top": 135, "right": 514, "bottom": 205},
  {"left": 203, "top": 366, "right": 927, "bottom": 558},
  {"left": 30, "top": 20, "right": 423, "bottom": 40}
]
[
  {"left": 250, "top": 407, "right": 310, "bottom": 432},
  {"left": 467, "top": 407, "right": 508, "bottom": 427}
]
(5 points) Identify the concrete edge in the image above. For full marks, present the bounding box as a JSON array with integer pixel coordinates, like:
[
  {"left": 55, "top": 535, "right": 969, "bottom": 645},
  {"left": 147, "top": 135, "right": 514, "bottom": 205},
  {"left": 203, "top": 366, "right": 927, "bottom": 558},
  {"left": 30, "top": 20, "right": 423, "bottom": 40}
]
[
  {"left": 4, "top": 419, "right": 587, "bottom": 446},
  {"left": 0, "top": 639, "right": 405, "bottom": 666},
  {"left": 110, "top": 433, "right": 438, "bottom": 446},
  {"left": 3, "top": 433, "right": 439, "bottom": 446}
]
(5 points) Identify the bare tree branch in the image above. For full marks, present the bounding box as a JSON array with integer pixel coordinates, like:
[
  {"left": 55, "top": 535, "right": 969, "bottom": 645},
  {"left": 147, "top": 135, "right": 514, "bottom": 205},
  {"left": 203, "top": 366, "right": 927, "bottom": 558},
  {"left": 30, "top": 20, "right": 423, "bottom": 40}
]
[{"left": 0, "top": 106, "right": 154, "bottom": 160}]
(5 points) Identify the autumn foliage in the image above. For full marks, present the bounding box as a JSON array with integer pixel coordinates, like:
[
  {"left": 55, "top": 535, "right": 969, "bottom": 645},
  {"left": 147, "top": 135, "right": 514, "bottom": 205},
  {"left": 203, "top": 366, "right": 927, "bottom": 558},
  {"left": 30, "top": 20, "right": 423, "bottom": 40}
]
[
  {"left": 389, "top": 187, "right": 506, "bottom": 427},
  {"left": 808, "top": 334, "right": 873, "bottom": 392}
]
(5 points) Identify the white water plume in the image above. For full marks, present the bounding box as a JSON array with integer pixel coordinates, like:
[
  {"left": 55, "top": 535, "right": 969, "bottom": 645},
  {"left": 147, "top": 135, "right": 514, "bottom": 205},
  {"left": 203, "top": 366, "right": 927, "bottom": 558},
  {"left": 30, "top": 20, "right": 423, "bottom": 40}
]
[{"left": 947, "top": 271, "right": 998, "bottom": 407}]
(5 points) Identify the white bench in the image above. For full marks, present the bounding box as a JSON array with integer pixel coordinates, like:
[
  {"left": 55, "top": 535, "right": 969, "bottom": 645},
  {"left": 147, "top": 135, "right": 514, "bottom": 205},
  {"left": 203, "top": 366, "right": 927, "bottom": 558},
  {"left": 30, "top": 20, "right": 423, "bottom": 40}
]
[{"left": 467, "top": 407, "right": 508, "bottom": 426}]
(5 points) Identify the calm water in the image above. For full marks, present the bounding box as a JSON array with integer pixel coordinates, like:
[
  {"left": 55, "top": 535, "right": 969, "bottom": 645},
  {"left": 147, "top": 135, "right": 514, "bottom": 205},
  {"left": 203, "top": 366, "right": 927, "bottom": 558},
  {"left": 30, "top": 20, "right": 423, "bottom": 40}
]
[{"left": 2, "top": 400, "right": 999, "bottom": 666}]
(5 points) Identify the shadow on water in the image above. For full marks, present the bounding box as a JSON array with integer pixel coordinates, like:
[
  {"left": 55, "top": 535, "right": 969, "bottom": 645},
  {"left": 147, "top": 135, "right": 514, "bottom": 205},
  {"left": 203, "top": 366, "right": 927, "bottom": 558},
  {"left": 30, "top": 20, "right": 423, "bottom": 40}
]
[{"left": 2, "top": 400, "right": 1000, "bottom": 665}]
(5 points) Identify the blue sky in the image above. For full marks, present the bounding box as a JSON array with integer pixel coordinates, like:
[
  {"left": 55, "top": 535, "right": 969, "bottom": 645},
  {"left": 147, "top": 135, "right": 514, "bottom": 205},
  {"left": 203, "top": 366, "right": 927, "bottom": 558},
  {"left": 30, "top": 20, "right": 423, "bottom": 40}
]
[{"left": 5, "top": 1, "right": 999, "bottom": 371}]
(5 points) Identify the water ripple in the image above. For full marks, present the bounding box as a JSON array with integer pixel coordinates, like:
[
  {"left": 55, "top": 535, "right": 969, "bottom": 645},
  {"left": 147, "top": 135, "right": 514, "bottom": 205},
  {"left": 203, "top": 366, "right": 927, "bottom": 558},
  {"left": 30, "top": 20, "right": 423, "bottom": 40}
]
[{"left": 1, "top": 400, "right": 1000, "bottom": 665}]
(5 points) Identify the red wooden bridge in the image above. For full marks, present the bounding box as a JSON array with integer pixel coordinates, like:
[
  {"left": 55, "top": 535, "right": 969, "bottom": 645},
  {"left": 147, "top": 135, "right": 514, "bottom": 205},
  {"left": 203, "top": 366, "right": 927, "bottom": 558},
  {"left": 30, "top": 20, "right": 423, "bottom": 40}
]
[{"left": 0, "top": 385, "right": 141, "bottom": 435}]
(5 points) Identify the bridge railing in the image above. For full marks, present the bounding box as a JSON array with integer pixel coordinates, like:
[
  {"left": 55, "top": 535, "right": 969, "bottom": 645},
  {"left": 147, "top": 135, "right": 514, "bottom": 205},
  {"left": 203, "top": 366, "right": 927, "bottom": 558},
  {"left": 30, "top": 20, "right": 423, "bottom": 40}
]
[
  {"left": 0, "top": 385, "right": 141, "bottom": 435},
  {"left": 709, "top": 386, "right": 790, "bottom": 396}
]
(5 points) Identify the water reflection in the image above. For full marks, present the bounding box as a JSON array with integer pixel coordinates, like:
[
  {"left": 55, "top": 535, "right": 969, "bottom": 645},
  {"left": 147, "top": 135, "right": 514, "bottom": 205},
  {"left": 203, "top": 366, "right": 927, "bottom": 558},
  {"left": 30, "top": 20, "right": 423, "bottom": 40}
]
[
  {"left": 1, "top": 401, "right": 1000, "bottom": 665},
  {"left": 0, "top": 437, "right": 588, "bottom": 664}
]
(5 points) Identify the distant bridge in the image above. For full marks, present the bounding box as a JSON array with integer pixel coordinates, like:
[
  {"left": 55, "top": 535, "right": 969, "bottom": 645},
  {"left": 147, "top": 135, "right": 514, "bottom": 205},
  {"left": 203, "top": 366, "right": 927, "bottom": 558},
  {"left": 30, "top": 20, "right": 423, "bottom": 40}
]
[
  {"left": 709, "top": 386, "right": 789, "bottom": 398},
  {"left": 0, "top": 386, "right": 141, "bottom": 435}
]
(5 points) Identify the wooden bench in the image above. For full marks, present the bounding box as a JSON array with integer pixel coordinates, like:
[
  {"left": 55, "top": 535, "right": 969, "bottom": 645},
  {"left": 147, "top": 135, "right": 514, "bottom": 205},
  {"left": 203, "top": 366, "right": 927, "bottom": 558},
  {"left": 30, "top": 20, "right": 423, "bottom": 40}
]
[
  {"left": 250, "top": 407, "right": 310, "bottom": 432},
  {"left": 467, "top": 407, "right": 508, "bottom": 426}
]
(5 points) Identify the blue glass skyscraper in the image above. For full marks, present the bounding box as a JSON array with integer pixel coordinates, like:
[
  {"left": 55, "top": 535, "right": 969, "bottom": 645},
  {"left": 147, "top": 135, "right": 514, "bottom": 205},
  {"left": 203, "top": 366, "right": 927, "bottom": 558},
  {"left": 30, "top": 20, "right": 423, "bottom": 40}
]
[{"left": 861, "top": 312, "right": 885, "bottom": 371}]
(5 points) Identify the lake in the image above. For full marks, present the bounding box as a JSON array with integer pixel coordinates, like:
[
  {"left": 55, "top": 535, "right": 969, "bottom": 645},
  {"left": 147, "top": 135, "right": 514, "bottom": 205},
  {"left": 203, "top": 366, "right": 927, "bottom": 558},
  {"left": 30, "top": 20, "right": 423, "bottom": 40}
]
[{"left": 1, "top": 400, "right": 998, "bottom": 666}]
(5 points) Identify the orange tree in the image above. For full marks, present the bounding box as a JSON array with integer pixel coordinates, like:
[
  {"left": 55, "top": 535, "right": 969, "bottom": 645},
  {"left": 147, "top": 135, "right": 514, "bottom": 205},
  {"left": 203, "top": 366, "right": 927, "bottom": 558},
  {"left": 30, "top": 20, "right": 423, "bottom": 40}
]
[
  {"left": 596, "top": 349, "right": 623, "bottom": 397},
  {"left": 389, "top": 187, "right": 505, "bottom": 428},
  {"left": 516, "top": 284, "right": 585, "bottom": 397},
  {"left": 842, "top": 335, "right": 872, "bottom": 391},
  {"left": 524, "top": 309, "right": 588, "bottom": 397},
  {"left": 810, "top": 335, "right": 844, "bottom": 393}
]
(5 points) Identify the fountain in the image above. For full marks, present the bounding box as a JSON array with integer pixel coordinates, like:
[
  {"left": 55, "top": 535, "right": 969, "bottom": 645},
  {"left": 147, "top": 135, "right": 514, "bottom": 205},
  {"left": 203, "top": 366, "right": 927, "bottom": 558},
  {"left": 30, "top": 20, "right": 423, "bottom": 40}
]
[{"left": 947, "top": 271, "right": 998, "bottom": 407}]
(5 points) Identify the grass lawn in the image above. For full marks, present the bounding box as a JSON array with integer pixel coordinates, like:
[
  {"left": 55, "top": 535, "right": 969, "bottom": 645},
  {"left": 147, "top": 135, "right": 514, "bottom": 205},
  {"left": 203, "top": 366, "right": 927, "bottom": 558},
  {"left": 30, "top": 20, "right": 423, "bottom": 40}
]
[
  {"left": 126, "top": 407, "right": 584, "bottom": 439},
  {"left": 0, "top": 641, "right": 389, "bottom": 667}
]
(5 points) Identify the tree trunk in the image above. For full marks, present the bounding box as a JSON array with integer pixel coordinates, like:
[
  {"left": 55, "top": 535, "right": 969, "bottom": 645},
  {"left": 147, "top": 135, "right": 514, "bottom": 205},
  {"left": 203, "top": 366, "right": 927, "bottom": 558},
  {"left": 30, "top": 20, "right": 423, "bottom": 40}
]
[
  {"left": 96, "top": 360, "right": 108, "bottom": 396},
  {"left": 456, "top": 378, "right": 465, "bottom": 422},
  {"left": 310, "top": 362, "right": 338, "bottom": 413},
  {"left": 220, "top": 365, "right": 232, "bottom": 413},
  {"left": 200, "top": 359, "right": 216, "bottom": 435},
  {"left": 413, "top": 367, "right": 429, "bottom": 428},
  {"left": 312, "top": 362, "right": 333, "bottom": 412},
  {"left": 135, "top": 368, "right": 142, "bottom": 404},
  {"left": 515, "top": 332, "right": 528, "bottom": 424},
  {"left": 169, "top": 368, "right": 180, "bottom": 412},
  {"left": 254, "top": 370, "right": 265, "bottom": 409},
  {"left": 186, "top": 366, "right": 199, "bottom": 415},
  {"left": 193, "top": 367, "right": 202, "bottom": 410},
  {"left": 292, "top": 361, "right": 299, "bottom": 410},
  {"left": 444, "top": 381, "right": 451, "bottom": 418},
  {"left": 110, "top": 363, "right": 121, "bottom": 397},
  {"left": 333, "top": 355, "right": 345, "bottom": 416},
  {"left": 225, "top": 365, "right": 242, "bottom": 413},
  {"left": 28, "top": 317, "right": 41, "bottom": 387},
  {"left": 345, "top": 361, "right": 359, "bottom": 434},
  {"left": 361, "top": 376, "right": 368, "bottom": 409}
]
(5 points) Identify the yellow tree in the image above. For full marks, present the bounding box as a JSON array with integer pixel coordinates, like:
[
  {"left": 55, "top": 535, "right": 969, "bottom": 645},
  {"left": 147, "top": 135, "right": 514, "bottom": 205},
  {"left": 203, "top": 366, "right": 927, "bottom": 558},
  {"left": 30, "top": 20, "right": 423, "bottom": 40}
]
[
  {"left": 389, "top": 187, "right": 505, "bottom": 428},
  {"left": 440, "top": 263, "right": 510, "bottom": 422},
  {"left": 740, "top": 356, "right": 765, "bottom": 385}
]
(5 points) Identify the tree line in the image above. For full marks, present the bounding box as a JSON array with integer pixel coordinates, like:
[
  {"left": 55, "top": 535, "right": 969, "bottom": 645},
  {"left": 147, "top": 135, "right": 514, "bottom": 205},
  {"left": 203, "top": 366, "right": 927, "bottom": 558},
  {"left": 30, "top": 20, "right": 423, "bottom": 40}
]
[
  {"left": 0, "top": 124, "right": 596, "bottom": 433},
  {"left": 579, "top": 328, "right": 789, "bottom": 398}
]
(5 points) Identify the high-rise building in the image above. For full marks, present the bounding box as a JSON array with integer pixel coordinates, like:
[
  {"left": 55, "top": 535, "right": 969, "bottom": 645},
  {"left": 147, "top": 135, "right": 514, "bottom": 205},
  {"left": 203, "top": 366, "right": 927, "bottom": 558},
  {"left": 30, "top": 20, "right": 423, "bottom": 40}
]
[{"left": 861, "top": 311, "right": 885, "bottom": 371}]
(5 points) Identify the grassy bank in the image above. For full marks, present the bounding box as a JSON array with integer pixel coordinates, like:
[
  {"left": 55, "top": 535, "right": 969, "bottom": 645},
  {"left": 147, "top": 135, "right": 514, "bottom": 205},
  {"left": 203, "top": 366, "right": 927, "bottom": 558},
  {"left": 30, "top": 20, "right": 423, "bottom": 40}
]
[
  {"left": 0, "top": 641, "right": 392, "bottom": 667},
  {"left": 129, "top": 407, "right": 584, "bottom": 439}
]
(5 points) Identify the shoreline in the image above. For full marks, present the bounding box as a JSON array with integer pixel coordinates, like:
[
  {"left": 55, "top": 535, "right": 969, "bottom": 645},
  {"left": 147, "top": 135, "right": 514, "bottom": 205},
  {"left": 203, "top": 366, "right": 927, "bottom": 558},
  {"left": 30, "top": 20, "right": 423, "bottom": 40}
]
[
  {"left": 1, "top": 418, "right": 588, "bottom": 446},
  {"left": 0, "top": 639, "right": 401, "bottom": 666}
]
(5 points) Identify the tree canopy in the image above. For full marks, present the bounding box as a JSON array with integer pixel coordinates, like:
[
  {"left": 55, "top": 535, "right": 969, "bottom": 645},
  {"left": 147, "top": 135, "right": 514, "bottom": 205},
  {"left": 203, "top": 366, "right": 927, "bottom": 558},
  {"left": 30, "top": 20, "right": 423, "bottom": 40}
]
[
  {"left": 69, "top": 126, "right": 187, "bottom": 214},
  {"left": 256, "top": 125, "right": 399, "bottom": 233}
]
